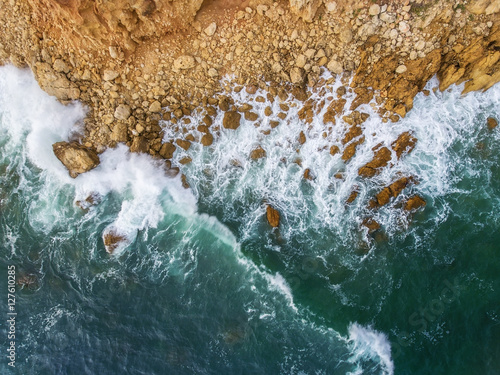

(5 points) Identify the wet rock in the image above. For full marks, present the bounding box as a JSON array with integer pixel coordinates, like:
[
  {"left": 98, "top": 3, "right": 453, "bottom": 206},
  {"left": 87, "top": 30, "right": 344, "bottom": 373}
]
[
  {"left": 16, "top": 272, "right": 40, "bottom": 290},
  {"left": 245, "top": 111, "right": 259, "bottom": 121},
  {"left": 53, "top": 141, "right": 100, "bottom": 178},
  {"left": 181, "top": 174, "right": 190, "bottom": 189},
  {"left": 303, "top": 168, "right": 315, "bottom": 180},
  {"left": 330, "top": 145, "right": 340, "bottom": 156},
  {"left": 404, "top": 195, "right": 426, "bottom": 211},
  {"left": 266, "top": 205, "right": 280, "bottom": 228},
  {"left": 250, "top": 146, "right": 266, "bottom": 160},
  {"left": 371, "top": 176, "right": 414, "bottom": 207},
  {"left": 358, "top": 147, "right": 392, "bottom": 178},
  {"left": 487, "top": 117, "right": 498, "bottom": 129},
  {"left": 270, "top": 120, "right": 280, "bottom": 128},
  {"left": 298, "top": 131, "right": 306, "bottom": 145},
  {"left": 362, "top": 217, "right": 380, "bottom": 233},
  {"left": 346, "top": 188, "right": 359, "bottom": 204},
  {"left": 179, "top": 156, "right": 192, "bottom": 165},
  {"left": 323, "top": 98, "right": 346, "bottom": 124},
  {"left": 176, "top": 139, "right": 191, "bottom": 151},
  {"left": 342, "top": 136, "right": 365, "bottom": 162},
  {"left": 391, "top": 132, "right": 417, "bottom": 159},
  {"left": 76, "top": 193, "right": 101, "bottom": 210},
  {"left": 201, "top": 133, "right": 214, "bottom": 146},
  {"left": 130, "top": 136, "right": 149, "bottom": 153},
  {"left": 202, "top": 115, "right": 213, "bottom": 126},
  {"left": 159, "top": 142, "right": 176, "bottom": 159},
  {"left": 103, "top": 230, "right": 127, "bottom": 254},
  {"left": 223, "top": 111, "right": 241, "bottom": 130}
]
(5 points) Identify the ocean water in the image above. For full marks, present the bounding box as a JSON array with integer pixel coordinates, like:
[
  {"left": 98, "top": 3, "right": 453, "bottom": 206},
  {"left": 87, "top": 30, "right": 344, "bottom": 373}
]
[{"left": 0, "top": 65, "right": 499, "bottom": 374}]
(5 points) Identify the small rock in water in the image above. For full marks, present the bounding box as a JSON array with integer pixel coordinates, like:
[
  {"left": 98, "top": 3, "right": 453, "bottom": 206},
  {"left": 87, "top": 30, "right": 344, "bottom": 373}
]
[
  {"left": 103, "top": 230, "right": 127, "bottom": 254},
  {"left": 487, "top": 117, "right": 498, "bottom": 129},
  {"left": 404, "top": 195, "right": 426, "bottom": 211},
  {"left": 266, "top": 205, "right": 280, "bottom": 228},
  {"left": 250, "top": 146, "right": 266, "bottom": 160}
]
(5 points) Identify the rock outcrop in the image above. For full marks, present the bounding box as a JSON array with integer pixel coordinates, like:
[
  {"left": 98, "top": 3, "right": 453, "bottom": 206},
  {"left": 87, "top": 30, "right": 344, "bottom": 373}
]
[
  {"left": 52, "top": 141, "right": 100, "bottom": 178},
  {"left": 266, "top": 205, "right": 280, "bottom": 228}
]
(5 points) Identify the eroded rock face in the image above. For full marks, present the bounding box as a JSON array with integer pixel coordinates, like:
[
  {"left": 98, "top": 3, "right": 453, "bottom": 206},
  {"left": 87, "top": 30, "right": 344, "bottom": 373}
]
[
  {"left": 266, "top": 205, "right": 280, "bottom": 228},
  {"left": 52, "top": 141, "right": 100, "bottom": 178},
  {"left": 370, "top": 176, "right": 415, "bottom": 208},
  {"left": 34, "top": 62, "right": 80, "bottom": 101}
]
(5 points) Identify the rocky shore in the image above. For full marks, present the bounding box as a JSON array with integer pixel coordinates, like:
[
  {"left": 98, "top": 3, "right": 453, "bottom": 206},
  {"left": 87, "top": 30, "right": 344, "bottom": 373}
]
[{"left": 1, "top": 0, "right": 499, "bottom": 242}]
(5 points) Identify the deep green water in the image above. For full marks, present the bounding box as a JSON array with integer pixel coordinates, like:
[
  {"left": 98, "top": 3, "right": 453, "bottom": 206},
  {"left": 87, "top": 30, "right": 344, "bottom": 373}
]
[{"left": 0, "top": 66, "right": 499, "bottom": 374}]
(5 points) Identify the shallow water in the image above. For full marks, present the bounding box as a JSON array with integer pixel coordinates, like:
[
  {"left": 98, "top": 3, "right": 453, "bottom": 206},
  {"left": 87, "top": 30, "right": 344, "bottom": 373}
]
[{"left": 0, "top": 66, "right": 499, "bottom": 374}]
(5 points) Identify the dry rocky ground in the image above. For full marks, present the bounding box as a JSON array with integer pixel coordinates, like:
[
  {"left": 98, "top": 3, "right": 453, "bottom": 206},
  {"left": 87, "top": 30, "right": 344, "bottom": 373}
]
[{"left": 1, "top": 0, "right": 499, "bottom": 246}]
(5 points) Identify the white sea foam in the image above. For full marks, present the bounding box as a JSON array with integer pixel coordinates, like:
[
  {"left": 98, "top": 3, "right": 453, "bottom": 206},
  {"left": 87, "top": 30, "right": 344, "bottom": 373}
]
[
  {"left": 347, "top": 323, "right": 394, "bottom": 375},
  {"left": 0, "top": 66, "right": 196, "bottom": 254}
]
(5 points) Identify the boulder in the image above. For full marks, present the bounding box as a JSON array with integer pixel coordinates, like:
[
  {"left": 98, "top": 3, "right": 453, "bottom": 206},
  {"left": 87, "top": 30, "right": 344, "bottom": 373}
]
[
  {"left": 266, "top": 205, "right": 280, "bottom": 228},
  {"left": 303, "top": 168, "right": 315, "bottom": 180},
  {"left": 487, "top": 117, "right": 498, "bottom": 129},
  {"left": 250, "top": 146, "right": 267, "bottom": 160},
  {"left": 358, "top": 147, "right": 392, "bottom": 178},
  {"left": 223, "top": 111, "right": 241, "bottom": 130},
  {"left": 176, "top": 139, "right": 191, "bottom": 151},
  {"left": 130, "top": 136, "right": 149, "bottom": 153},
  {"left": 371, "top": 176, "right": 414, "bottom": 207},
  {"left": 52, "top": 141, "right": 100, "bottom": 178},
  {"left": 159, "top": 142, "right": 176, "bottom": 159},
  {"left": 34, "top": 62, "right": 80, "bottom": 101},
  {"left": 391, "top": 132, "right": 417, "bottom": 158},
  {"left": 114, "top": 104, "right": 131, "bottom": 120},
  {"left": 404, "top": 195, "right": 426, "bottom": 211},
  {"left": 201, "top": 133, "right": 214, "bottom": 146},
  {"left": 103, "top": 230, "right": 126, "bottom": 254},
  {"left": 298, "top": 131, "right": 306, "bottom": 145}
]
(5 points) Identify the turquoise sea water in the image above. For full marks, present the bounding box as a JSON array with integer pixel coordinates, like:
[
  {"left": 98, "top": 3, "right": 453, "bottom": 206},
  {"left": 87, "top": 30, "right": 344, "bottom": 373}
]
[{"left": 0, "top": 65, "right": 499, "bottom": 374}]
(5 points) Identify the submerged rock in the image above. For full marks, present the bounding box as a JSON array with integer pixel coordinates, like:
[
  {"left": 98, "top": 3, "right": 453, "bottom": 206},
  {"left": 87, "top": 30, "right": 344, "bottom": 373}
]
[
  {"left": 362, "top": 217, "right": 380, "bottom": 233},
  {"left": 52, "top": 141, "right": 100, "bottom": 178},
  {"left": 103, "top": 230, "right": 127, "bottom": 254},
  {"left": 266, "top": 205, "right": 280, "bottom": 228},
  {"left": 404, "top": 195, "right": 427, "bottom": 211},
  {"left": 487, "top": 117, "right": 498, "bottom": 130},
  {"left": 250, "top": 146, "right": 267, "bottom": 160}
]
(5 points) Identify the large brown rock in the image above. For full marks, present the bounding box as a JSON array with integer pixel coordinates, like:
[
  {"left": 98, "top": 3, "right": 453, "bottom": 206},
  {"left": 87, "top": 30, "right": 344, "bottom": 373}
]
[
  {"left": 223, "top": 111, "right": 241, "bottom": 130},
  {"left": 487, "top": 117, "right": 498, "bottom": 130},
  {"left": 404, "top": 195, "right": 426, "bottom": 211},
  {"left": 370, "top": 176, "right": 414, "bottom": 207},
  {"left": 358, "top": 147, "right": 392, "bottom": 178},
  {"left": 52, "top": 141, "right": 100, "bottom": 178},
  {"left": 159, "top": 142, "right": 176, "bottom": 159},
  {"left": 391, "top": 132, "right": 417, "bottom": 159},
  {"left": 34, "top": 62, "right": 80, "bottom": 101},
  {"left": 266, "top": 205, "right": 280, "bottom": 228}
]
